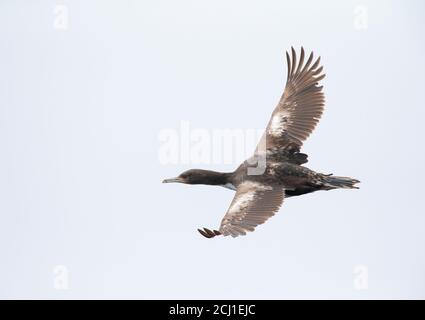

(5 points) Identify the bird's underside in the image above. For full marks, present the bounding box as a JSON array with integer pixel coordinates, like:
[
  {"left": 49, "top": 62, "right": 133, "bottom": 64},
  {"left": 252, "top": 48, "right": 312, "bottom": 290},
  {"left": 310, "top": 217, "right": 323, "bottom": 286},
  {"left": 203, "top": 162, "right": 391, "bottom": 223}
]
[{"left": 164, "top": 47, "right": 359, "bottom": 238}]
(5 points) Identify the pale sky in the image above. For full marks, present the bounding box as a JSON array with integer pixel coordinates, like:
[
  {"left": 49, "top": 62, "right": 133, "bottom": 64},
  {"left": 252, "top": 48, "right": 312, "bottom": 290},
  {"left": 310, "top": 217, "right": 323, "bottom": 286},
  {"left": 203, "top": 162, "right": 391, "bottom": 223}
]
[{"left": 0, "top": 0, "right": 424, "bottom": 299}]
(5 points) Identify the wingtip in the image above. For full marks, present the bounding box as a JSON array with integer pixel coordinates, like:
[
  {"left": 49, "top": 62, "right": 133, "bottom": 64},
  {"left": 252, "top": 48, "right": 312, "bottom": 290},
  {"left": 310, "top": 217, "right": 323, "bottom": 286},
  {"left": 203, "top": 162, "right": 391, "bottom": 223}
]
[{"left": 198, "top": 227, "right": 221, "bottom": 239}]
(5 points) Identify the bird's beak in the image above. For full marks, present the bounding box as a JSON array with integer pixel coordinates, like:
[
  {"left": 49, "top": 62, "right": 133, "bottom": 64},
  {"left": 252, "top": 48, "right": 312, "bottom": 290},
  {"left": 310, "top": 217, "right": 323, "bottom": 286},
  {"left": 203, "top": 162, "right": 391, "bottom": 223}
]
[{"left": 162, "top": 177, "right": 184, "bottom": 184}]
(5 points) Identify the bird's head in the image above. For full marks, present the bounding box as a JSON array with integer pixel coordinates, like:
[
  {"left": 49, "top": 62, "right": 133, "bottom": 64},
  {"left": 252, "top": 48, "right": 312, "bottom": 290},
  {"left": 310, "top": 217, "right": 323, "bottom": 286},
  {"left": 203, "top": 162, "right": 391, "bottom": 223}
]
[{"left": 162, "top": 169, "right": 229, "bottom": 185}]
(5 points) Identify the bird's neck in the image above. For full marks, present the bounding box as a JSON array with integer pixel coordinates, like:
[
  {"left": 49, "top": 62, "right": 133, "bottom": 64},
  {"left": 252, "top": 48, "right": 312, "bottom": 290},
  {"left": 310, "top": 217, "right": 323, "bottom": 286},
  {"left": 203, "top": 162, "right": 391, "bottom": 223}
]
[{"left": 192, "top": 170, "right": 232, "bottom": 186}]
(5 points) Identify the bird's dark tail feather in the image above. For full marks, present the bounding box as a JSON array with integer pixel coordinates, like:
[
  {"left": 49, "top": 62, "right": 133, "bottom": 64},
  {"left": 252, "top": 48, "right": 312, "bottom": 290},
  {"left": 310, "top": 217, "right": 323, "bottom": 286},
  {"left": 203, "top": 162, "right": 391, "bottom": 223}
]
[{"left": 321, "top": 174, "right": 360, "bottom": 190}]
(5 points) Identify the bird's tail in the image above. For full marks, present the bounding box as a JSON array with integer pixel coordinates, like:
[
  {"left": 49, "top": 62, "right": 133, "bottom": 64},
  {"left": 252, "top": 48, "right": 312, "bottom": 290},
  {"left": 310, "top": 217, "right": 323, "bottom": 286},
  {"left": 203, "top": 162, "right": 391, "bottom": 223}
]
[{"left": 321, "top": 174, "right": 360, "bottom": 190}]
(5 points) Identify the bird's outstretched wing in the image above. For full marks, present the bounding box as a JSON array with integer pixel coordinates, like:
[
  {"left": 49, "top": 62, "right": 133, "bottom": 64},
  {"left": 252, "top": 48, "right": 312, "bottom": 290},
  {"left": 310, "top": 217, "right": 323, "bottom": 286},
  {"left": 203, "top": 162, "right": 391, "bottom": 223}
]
[
  {"left": 256, "top": 47, "right": 325, "bottom": 156},
  {"left": 198, "top": 181, "right": 284, "bottom": 238}
]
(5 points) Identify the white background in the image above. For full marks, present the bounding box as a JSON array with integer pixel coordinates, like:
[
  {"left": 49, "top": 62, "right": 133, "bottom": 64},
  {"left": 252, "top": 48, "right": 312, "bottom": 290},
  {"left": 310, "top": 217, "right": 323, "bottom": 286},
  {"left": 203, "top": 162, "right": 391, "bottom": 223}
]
[{"left": 0, "top": 0, "right": 424, "bottom": 299}]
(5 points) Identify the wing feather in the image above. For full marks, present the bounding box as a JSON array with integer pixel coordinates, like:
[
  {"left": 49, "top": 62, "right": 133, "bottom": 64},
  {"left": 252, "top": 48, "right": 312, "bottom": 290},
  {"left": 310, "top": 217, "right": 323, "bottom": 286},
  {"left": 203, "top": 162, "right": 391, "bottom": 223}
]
[
  {"left": 256, "top": 47, "right": 326, "bottom": 154},
  {"left": 198, "top": 181, "right": 284, "bottom": 238}
]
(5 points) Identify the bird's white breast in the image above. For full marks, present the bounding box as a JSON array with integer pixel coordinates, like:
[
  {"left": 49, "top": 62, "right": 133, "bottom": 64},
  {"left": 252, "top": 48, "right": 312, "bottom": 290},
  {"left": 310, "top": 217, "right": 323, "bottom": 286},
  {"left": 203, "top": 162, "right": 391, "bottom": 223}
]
[{"left": 222, "top": 183, "right": 237, "bottom": 191}]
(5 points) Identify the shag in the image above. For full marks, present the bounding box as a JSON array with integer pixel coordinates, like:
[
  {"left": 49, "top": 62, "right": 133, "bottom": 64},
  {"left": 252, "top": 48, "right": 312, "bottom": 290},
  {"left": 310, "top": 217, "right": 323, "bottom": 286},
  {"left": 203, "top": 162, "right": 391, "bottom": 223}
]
[{"left": 163, "top": 47, "right": 359, "bottom": 238}]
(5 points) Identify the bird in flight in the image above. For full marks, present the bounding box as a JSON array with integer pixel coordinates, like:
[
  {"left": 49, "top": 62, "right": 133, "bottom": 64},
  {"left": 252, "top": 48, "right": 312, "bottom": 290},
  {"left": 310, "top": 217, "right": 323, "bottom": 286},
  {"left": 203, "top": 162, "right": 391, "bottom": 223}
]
[{"left": 163, "top": 47, "right": 359, "bottom": 238}]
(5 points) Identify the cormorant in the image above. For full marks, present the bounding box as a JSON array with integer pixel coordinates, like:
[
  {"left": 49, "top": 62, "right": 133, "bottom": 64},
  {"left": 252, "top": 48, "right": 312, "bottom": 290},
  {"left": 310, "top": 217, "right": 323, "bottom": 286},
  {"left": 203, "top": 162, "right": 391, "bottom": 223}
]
[{"left": 163, "top": 47, "right": 359, "bottom": 238}]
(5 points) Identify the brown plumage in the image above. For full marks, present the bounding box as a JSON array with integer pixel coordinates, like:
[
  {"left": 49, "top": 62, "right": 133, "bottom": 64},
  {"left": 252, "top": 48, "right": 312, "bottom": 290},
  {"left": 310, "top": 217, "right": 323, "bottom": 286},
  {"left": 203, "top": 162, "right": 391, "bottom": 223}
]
[{"left": 163, "top": 47, "right": 359, "bottom": 238}]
